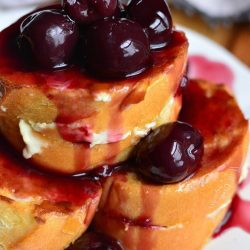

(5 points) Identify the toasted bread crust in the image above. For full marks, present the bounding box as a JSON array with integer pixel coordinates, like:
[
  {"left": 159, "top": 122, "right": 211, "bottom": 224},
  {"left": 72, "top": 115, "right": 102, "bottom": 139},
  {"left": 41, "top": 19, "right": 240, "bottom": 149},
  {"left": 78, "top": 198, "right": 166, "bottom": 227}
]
[
  {"left": 93, "top": 80, "right": 249, "bottom": 250},
  {"left": 0, "top": 20, "right": 188, "bottom": 174},
  {"left": 0, "top": 142, "right": 102, "bottom": 250}
]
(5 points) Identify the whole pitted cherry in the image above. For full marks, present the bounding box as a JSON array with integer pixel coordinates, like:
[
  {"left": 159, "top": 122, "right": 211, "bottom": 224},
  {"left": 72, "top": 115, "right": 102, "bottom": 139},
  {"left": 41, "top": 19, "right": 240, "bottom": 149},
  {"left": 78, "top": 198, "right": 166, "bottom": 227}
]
[
  {"left": 63, "top": 0, "right": 117, "bottom": 24},
  {"left": 67, "top": 232, "right": 124, "bottom": 250},
  {"left": 127, "top": 0, "right": 173, "bottom": 50},
  {"left": 83, "top": 18, "right": 152, "bottom": 80},
  {"left": 135, "top": 122, "right": 204, "bottom": 184},
  {"left": 18, "top": 9, "right": 79, "bottom": 69}
]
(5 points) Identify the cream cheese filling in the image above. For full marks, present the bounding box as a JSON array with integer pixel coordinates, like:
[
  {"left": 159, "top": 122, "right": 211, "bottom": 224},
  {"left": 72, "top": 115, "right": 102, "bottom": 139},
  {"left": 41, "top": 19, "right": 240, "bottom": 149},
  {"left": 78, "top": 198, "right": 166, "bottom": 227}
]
[
  {"left": 20, "top": 95, "right": 176, "bottom": 150},
  {"left": 19, "top": 119, "right": 48, "bottom": 159},
  {"left": 29, "top": 121, "right": 56, "bottom": 132},
  {"left": 94, "top": 92, "right": 112, "bottom": 102}
]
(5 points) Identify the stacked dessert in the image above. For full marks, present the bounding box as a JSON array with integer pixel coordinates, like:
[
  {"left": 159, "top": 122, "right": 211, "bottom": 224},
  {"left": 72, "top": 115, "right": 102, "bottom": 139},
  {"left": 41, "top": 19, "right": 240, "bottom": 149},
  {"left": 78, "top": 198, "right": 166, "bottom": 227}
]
[{"left": 0, "top": 0, "right": 248, "bottom": 249}]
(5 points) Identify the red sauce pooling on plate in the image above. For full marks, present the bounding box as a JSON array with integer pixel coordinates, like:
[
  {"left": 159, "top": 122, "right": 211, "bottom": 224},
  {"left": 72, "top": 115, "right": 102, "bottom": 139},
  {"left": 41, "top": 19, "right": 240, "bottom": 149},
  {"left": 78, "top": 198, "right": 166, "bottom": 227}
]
[{"left": 188, "top": 55, "right": 234, "bottom": 89}]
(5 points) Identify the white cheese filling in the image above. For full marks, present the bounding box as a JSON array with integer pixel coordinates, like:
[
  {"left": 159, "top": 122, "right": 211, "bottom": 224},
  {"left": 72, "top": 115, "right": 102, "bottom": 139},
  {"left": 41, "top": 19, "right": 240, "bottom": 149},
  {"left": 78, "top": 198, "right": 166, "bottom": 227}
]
[
  {"left": 19, "top": 119, "right": 48, "bottom": 159},
  {"left": 94, "top": 92, "right": 112, "bottom": 102},
  {"left": 29, "top": 121, "right": 56, "bottom": 132},
  {"left": 22, "top": 95, "right": 175, "bottom": 148},
  {"left": 0, "top": 105, "right": 7, "bottom": 112}
]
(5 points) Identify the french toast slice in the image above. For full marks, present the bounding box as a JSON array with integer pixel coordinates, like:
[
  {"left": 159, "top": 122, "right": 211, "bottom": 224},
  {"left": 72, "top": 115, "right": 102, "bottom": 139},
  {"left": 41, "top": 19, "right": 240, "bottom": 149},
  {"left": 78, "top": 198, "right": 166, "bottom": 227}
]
[
  {"left": 0, "top": 141, "right": 101, "bottom": 250},
  {"left": 0, "top": 13, "right": 187, "bottom": 174},
  {"left": 93, "top": 80, "right": 249, "bottom": 250}
]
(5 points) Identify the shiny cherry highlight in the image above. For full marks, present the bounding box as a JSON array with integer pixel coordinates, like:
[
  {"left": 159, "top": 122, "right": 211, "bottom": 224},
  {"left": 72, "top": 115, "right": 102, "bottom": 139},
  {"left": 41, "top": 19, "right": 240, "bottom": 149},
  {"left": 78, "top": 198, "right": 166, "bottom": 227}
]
[
  {"left": 135, "top": 122, "right": 204, "bottom": 184},
  {"left": 18, "top": 9, "right": 79, "bottom": 70},
  {"left": 127, "top": 0, "right": 173, "bottom": 50},
  {"left": 63, "top": 0, "right": 117, "bottom": 24},
  {"left": 82, "top": 18, "right": 152, "bottom": 80}
]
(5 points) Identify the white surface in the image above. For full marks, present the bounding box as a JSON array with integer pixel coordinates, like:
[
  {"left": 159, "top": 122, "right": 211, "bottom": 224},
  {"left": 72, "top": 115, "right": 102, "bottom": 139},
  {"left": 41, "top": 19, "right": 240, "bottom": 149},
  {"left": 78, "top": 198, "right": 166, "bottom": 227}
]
[
  {"left": 239, "top": 183, "right": 250, "bottom": 202},
  {"left": 205, "top": 228, "right": 250, "bottom": 250},
  {"left": 181, "top": 26, "right": 250, "bottom": 119},
  {"left": 184, "top": 0, "right": 250, "bottom": 17},
  {"left": 0, "top": 7, "right": 35, "bottom": 31}
]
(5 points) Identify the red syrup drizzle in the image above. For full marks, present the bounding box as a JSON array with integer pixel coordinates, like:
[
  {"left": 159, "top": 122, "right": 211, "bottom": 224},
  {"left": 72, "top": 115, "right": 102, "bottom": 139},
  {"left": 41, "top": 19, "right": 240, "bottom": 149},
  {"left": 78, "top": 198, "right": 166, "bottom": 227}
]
[
  {"left": 73, "top": 162, "right": 126, "bottom": 181},
  {"left": 0, "top": 14, "right": 187, "bottom": 97},
  {"left": 0, "top": 137, "right": 100, "bottom": 206},
  {"left": 100, "top": 212, "right": 165, "bottom": 230},
  {"left": 136, "top": 184, "right": 160, "bottom": 250},
  {"left": 97, "top": 168, "right": 162, "bottom": 248},
  {"left": 100, "top": 211, "right": 164, "bottom": 229},
  {"left": 74, "top": 143, "right": 91, "bottom": 172},
  {"left": 0, "top": 9, "right": 187, "bottom": 172},
  {"left": 188, "top": 55, "right": 234, "bottom": 89},
  {"left": 213, "top": 171, "right": 250, "bottom": 237}
]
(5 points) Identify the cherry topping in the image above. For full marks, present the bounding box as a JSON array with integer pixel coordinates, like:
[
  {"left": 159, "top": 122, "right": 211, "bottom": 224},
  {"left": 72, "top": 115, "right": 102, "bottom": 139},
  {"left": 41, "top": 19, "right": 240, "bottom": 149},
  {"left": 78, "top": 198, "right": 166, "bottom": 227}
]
[
  {"left": 18, "top": 9, "right": 79, "bottom": 70},
  {"left": 127, "top": 0, "right": 173, "bottom": 50},
  {"left": 67, "top": 232, "right": 124, "bottom": 250},
  {"left": 63, "top": 0, "right": 117, "bottom": 24},
  {"left": 112, "top": 2, "right": 126, "bottom": 19},
  {"left": 83, "top": 18, "right": 152, "bottom": 80},
  {"left": 135, "top": 122, "right": 204, "bottom": 184}
]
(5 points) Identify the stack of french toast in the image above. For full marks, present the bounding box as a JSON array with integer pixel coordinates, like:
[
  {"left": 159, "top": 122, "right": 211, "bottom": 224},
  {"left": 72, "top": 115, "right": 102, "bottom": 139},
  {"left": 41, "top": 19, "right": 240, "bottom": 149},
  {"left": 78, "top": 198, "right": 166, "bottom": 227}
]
[{"left": 0, "top": 0, "right": 248, "bottom": 249}]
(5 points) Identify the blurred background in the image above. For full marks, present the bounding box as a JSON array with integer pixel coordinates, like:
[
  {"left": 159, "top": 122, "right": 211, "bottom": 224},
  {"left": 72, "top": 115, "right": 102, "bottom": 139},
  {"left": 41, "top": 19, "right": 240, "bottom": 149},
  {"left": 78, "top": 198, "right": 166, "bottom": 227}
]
[
  {"left": 0, "top": 0, "right": 249, "bottom": 67},
  {"left": 169, "top": 0, "right": 250, "bottom": 67}
]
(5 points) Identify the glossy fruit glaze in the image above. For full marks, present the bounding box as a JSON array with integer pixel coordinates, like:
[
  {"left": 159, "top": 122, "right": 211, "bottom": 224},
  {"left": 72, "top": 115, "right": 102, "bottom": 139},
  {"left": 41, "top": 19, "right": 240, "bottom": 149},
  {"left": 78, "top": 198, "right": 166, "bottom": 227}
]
[
  {"left": 14, "top": 0, "right": 174, "bottom": 79},
  {"left": 127, "top": 0, "right": 173, "bottom": 50},
  {"left": 0, "top": 8, "right": 187, "bottom": 145},
  {"left": 18, "top": 9, "right": 79, "bottom": 70},
  {"left": 83, "top": 18, "right": 152, "bottom": 80},
  {"left": 0, "top": 138, "right": 100, "bottom": 206},
  {"left": 135, "top": 121, "right": 204, "bottom": 184},
  {"left": 67, "top": 232, "right": 124, "bottom": 250},
  {"left": 63, "top": 0, "right": 117, "bottom": 24},
  {"left": 180, "top": 80, "right": 248, "bottom": 173},
  {"left": 0, "top": 6, "right": 185, "bottom": 86}
]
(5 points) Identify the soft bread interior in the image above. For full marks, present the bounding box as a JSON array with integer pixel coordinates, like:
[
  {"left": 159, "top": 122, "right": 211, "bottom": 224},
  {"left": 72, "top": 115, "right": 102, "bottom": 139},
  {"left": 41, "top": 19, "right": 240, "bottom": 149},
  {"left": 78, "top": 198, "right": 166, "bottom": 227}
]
[
  {"left": 93, "top": 80, "right": 249, "bottom": 250},
  {"left": 0, "top": 143, "right": 102, "bottom": 250}
]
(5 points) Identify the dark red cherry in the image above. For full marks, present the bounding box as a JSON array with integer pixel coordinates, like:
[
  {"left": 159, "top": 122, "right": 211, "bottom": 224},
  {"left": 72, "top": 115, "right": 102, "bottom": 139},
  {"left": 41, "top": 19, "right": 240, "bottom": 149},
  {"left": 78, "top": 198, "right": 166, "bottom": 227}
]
[
  {"left": 112, "top": 1, "right": 126, "bottom": 18},
  {"left": 135, "top": 122, "right": 204, "bottom": 184},
  {"left": 83, "top": 18, "right": 152, "bottom": 80},
  {"left": 18, "top": 9, "right": 78, "bottom": 69},
  {"left": 67, "top": 232, "right": 124, "bottom": 250},
  {"left": 127, "top": 0, "right": 173, "bottom": 50},
  {"left": 63, "top": 0, "right": 117, "bottom": 24}
]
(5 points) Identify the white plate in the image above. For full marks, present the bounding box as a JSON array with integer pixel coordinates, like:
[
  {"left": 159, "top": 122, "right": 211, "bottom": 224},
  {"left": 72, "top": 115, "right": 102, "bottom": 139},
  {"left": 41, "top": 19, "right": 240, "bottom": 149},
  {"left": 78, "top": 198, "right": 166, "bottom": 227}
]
[
  {"left": 0, "top": 7, "right": 250, "bottom": 250},
  {"left": 181, "top": 26, "right": 250, "bottom": 120}
]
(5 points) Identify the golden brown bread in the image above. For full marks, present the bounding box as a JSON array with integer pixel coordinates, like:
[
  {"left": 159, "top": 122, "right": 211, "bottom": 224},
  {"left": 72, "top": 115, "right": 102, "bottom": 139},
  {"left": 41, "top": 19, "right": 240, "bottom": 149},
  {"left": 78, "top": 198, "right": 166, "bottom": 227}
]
[
  {"left": 0, "top": 19, "right": 188, "bottom": 174},
  {"left": 0, "top": 80, "right": 248, "bottom": 250},
  {"left": 93, "top": 80, "right": 249, "bottom": 250},
  {"left": 0, "top": 142, "right": 102, "bottom": 250}
]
